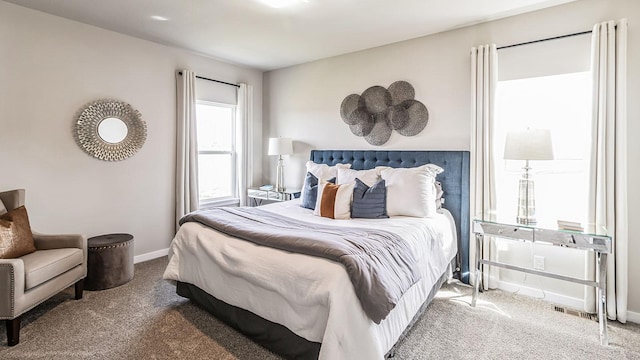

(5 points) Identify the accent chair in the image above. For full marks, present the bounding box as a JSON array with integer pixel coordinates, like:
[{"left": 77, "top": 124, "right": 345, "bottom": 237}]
[{"left": 0, "top": 189, "right": 87, "bottom": 346}]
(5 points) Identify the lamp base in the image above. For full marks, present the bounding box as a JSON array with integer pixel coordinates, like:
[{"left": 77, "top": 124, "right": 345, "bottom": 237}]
[
  {"left": 275, "top": 156, "right": 285, "bottom": 192},
  {"left": 516, "top": 215, "right": 537, "bottom": 226},
  {"left": 516, "top": 163, "right": 536, "bottom": 225}
]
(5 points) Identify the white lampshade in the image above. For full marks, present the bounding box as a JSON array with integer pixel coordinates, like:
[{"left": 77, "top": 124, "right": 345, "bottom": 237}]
[
  {"left": 268, "top": 137, "right": 293, "bottom": 156},
  {"left": 504, "top": 129, "right": 554, "bottom": 160}
]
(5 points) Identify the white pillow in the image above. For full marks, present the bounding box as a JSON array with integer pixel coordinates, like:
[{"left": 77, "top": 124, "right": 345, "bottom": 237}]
[
  {"left": 423, "top": 163, "right": 444, "bottom": 177},
  {"left": 0, "top": 199, "right": 6, "bottom": 216},
  {"left": 314, "top": 181, "right": 354, "bottom": 219},
  {"left": 379, "top": 164, "right": 442, "bottom": 218},
  {"left": 328, "top": 162, "right": 351, "bottom": 177},
  {"left": 336, "top": 167, "right": 381, "bottom": 187},
  {"left": 300, "top": 161, "right": 351, "bottom": 205}
]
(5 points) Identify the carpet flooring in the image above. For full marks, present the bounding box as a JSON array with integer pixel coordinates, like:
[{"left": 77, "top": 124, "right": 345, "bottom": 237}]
[{"left": 1, "top": 257, "right": 639, "bottom": 359}]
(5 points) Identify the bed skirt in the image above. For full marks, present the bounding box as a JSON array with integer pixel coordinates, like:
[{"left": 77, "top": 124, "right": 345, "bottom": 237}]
[
  {"left": 175, "top": 267, "right": 450, "bottom": 360},
  {"left": 176, "top": 281, "right": 320, "bottom": 359}
]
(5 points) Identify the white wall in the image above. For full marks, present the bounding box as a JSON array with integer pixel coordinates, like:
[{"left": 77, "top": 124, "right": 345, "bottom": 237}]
[
  {"left": 264, "top": 0, "right": 640, "bottom": 317},
  {"left": 0, "top": 2, "right": 263, "bottom": 257}
]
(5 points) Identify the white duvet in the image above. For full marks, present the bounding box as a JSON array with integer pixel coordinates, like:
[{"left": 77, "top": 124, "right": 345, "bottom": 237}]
[{"left": 163, "top": 199, "right": 457, "bottom": 360}]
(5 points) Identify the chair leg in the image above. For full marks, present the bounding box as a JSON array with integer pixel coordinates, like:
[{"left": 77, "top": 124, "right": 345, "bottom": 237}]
[
  {"left": 4, "top": 280, "right": 84, "bottom": 346},
  {"left": 6, "top": 317, "right": 21, "bottom": 346},
  {"left": 75, "top": 279, "right": 85, "bottom": 300}
]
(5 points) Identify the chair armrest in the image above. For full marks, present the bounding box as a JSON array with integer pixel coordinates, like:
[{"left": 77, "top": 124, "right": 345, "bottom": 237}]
[
  {"left": 0, "top": 259, "right": 25, "bottom": 318},
  {"left": 33, "top": 233, "right": 88, "bottom": 274},
  {"left": 32, "top": 233, "right": 87, "bottom": 251}
]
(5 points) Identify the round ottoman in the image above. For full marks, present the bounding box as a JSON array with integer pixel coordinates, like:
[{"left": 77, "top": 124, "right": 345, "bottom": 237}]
[{"left": 86, "top": 233, "right": 134, "bottom": 290}]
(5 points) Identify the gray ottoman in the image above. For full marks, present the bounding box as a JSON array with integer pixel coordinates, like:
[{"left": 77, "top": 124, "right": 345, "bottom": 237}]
[{"left": 86, "top": 233, "right": 134, "bottom": 290}]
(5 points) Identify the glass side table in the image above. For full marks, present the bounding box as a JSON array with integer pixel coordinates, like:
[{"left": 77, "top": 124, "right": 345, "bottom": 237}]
[
  {"left": 471, "top": 219, "right": 612, "bottom": 345},
  {"left": 247, "top": 188, "right": 301, "bottom": 206}
]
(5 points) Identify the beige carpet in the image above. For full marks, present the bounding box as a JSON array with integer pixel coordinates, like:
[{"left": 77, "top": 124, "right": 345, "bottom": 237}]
[{"left": 1, "top": 257, "right": 639, "bottom": 359}]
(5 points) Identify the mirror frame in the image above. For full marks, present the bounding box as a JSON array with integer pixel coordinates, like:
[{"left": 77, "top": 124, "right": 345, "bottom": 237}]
[{"left": 74, "top": 99, "right": 147, "bottom": 161}]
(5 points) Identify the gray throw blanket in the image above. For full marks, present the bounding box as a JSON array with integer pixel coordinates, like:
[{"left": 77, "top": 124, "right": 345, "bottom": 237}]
[{"left": 180, "top": 207, "right": 421, "bottom": 324}]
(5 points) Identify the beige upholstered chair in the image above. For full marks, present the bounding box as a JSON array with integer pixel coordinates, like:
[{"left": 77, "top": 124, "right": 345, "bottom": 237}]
[{"left": 0, "top": 189, "right": 87, "bottom": 346}]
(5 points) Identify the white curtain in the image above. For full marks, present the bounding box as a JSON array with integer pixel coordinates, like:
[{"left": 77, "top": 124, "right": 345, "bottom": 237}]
[
  {"left": 236, "top": 83, "right": 253, "bottom": 206},
  {"left": 470, "top": 44, "right": 498, "bottom": 290},
  {"left": 586, "top": 19, "right": 628, "bottom": 322},
  {"left": 175, "top": 69, "right": 199, "bottom": 231}
]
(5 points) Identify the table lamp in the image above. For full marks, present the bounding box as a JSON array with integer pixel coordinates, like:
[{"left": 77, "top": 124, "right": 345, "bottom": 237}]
[
  {"left": 268, "top": 137, "right": 293, "bottom": 192},
  {"left": 504, "top": 129, "right": 554, "bottom": 225}
]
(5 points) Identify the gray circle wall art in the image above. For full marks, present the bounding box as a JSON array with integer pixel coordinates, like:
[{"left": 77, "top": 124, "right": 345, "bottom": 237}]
[{"left": 339, "top": 81, "right": 429, "bottom": 146}]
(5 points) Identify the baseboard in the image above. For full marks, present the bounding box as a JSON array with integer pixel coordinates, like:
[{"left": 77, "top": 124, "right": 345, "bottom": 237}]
[
  {"left": 627, "top": 310, "right": 640, "bottom": 324},
  {"left": 497, "top": 280, "right": 640, "bottom": 324},
  {"left": 496, "top": 280, "right": 585, "bottom": 310},
  {"left": 134, "top": 248, "right": 169, "bottom": 264}
]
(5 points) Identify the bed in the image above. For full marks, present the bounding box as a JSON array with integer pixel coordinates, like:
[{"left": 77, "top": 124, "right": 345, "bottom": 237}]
[{"left": 164, "top": 150, "right": 470, "bottom": 359}]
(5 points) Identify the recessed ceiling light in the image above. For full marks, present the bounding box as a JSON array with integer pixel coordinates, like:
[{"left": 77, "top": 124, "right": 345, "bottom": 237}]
[
  {"left": 258, "top": 0, "right": 305, "bottom": 9},
  {"left": 150, "top": 15, "right": 169, "bottom": 21}
]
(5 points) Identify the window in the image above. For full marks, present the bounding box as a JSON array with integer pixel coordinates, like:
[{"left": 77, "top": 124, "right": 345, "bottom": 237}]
[
  {"left": 494, "top": 33, "right": 593, "bottom": 225},
  {"left": 196, "top": 101, "right": 237, "bottom": 205},
  {"left": 494, "top": 71, "right": 592, "bottom": 224},
  {"left": 490, "top": 34, "right": 594, "bottom": 302}
]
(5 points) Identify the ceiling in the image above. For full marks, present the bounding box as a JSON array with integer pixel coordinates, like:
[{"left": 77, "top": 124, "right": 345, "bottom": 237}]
[{"left": 5, "top": 0, "right": 576, "bottom": 71}]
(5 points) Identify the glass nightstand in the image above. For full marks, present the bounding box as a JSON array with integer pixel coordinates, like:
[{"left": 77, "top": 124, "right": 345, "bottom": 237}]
[
  {"left": 471, "top": 219, "right": 612, "bottom": 345},
  {"left": 247, "top": 188, "right": 301, "bottom": 206}
]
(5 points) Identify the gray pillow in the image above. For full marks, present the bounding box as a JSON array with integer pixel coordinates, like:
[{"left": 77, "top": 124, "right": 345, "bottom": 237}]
[
  {"left": 351, "top": 178, "right": 388, "bottom": 219},
  {"left": 0, "top": 198, "right": 6, "bottom": 216},
  {"left": 301, "top": 172, "right": 335, "bottom": 210}
]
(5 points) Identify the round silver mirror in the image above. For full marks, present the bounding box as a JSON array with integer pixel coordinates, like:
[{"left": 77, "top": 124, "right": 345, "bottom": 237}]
[
  {"left": 98, "top": 117, "right": 128, "bottom": 144},
  {"left": 75, "top": 99, "right": 147, "bottom": 161}
]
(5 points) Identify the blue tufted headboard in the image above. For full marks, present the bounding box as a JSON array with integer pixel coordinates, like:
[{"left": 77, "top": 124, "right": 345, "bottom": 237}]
[{"left": 310, "top": 150, "right": 471, "bottom": 284}]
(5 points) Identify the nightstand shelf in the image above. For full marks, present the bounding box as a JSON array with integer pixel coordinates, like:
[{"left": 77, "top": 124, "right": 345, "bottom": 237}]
[
  {"left": 248, "top": 188, "right": 300, "bottom": 206},
  {"left": 471, "top": 219, "right": 612, "bottom": 345}
]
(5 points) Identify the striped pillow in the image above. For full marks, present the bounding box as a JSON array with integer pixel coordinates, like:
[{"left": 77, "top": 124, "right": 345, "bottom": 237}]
[
  {"left": 314, "top": 182, "right": 354, "bottom": 219},
  {"left": 351, "top": 178, "right": 388, "bottom": 219}
]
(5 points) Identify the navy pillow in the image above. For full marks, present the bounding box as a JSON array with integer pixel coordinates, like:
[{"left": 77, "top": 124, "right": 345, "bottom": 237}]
[
  {"left": 351, "top": 178, "right": 388, "bottom": 219},
  {"left": 301, "top": 172, "right": 335, "bottom": 210}
]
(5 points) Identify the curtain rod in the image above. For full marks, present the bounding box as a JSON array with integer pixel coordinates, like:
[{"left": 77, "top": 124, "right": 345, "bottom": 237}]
[
  {"left": 177, "top": 71, "right": 240, "bottom": 88},
  {"left": 497, "top": 29, "right": 592, "bottom": 50}
]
